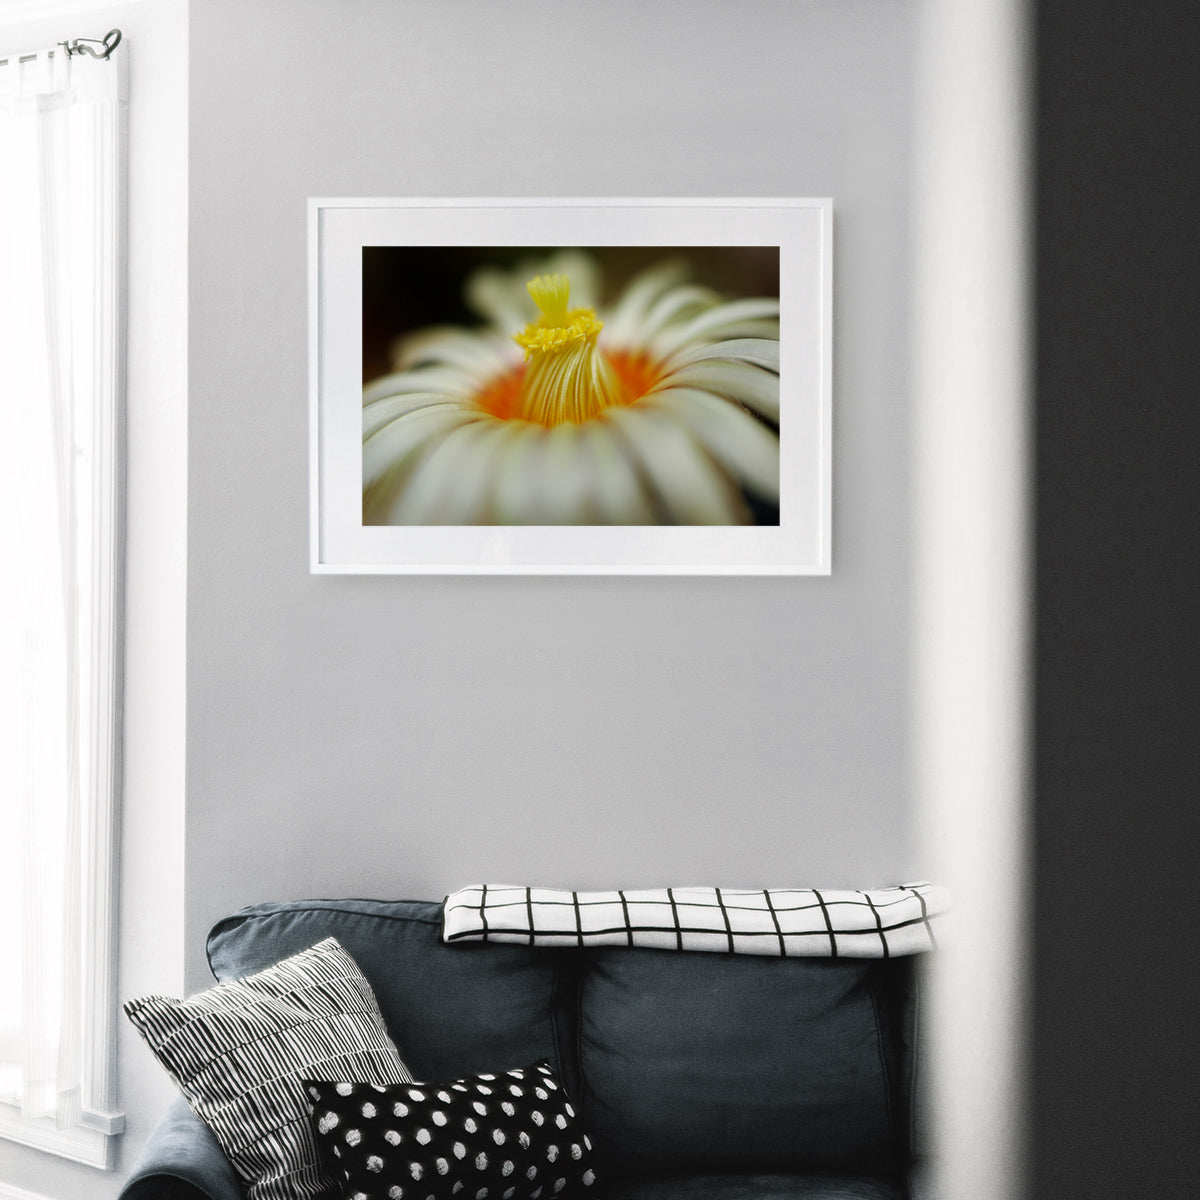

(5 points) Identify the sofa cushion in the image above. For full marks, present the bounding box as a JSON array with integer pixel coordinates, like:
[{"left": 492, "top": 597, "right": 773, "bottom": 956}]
[
  {"left": 577, "top": 949, "right": 900, "bottom": 1177},
  {"left": 206, "top": 899, "right": 578, "bottom": 1098},
  {"left": 124, "top": 938, "right": 412, "bottom": 1200},
  {"left": 305, "top": 1059, "right": 599, "bottom": 1200},
  {"left": 597, "top": 1173, "right": 903, "bottom": 1200}
]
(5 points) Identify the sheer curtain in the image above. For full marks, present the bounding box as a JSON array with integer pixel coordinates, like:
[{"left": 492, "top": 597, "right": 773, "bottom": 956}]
[{"left": 0, "top": 38, "right": 122, "bottom": 1130}]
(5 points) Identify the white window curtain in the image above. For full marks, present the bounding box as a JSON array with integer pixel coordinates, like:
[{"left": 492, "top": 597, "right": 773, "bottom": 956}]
[{"left": 0, "top": 36, "right": 123, "bottom": 1142}]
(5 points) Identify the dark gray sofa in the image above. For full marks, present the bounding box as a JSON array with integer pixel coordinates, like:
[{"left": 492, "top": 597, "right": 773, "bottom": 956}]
[{"left": 119, "top": 898, "right": 928, "bottom": 1200}]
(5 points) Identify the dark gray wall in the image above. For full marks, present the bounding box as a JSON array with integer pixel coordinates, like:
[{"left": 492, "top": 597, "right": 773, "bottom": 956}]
[{"left": 185, "top": 0, "right": 921, "bottom": 988}]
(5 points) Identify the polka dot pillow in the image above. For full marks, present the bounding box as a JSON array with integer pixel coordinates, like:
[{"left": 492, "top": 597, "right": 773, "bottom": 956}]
[{"left": 304, "top": 1059, "right": 598, "bottom": 1200}]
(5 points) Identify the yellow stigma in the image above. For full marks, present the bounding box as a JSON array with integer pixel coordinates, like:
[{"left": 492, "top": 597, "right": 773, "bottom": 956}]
[
  {"left": 512, "top": 273, "right": 628, "bottom": 425},
  {"left": 514, "top": 274, "right": 605, "bottom": 356},
  {"left": 525, "top": 273, "right": 571, "bottom": 321}
]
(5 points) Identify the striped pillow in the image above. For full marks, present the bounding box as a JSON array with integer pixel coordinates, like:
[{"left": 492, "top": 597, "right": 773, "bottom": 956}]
[{"left": 125, "top": 937, "right": 412, "bottom": 1200}]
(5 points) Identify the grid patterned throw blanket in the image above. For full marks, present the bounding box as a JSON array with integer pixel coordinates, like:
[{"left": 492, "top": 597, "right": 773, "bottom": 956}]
[{"left": 441, "top": 882, "right": 949, "bottom": 958}]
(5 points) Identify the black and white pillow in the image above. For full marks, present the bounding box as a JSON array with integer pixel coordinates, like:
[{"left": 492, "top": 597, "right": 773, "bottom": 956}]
[
  {"left": 443, "top": 883, "right": 950, "bottom": 958},
  {"left": 305, "top": 1060, "right": 598, "bottom": 1200},
  {"left": 125, "top": 938, "right": 413, "bottom": 1200}
]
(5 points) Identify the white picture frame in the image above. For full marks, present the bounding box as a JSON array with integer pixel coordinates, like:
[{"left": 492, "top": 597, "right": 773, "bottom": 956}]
[{"left": 309, "top": 197, "right": 831, "bottom": 574}]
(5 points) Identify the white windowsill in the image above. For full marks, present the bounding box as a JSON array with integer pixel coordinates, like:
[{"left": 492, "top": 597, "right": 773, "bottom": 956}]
[{"left": 0, "top": 1101, "right": 124, "bottom": 1170}]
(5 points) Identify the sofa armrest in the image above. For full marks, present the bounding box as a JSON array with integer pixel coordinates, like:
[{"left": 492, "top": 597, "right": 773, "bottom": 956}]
[{"left": 118, "top": 1098, "right": 244, "bottom": 1200}]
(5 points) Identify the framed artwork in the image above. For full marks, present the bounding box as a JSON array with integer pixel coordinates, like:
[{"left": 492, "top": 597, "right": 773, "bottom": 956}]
[{"left": 308, "top": 197, "right": 831, "bottom": 574}]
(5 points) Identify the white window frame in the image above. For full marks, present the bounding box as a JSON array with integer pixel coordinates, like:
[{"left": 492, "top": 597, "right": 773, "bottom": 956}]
[{"left": 0, "top": 32, "right": 127, "bottom": 1170}]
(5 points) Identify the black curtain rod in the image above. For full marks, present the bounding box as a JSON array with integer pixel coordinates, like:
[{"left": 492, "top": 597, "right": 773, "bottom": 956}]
[{"left": 0, "top": 28, "right": 121, "bottom": 69}]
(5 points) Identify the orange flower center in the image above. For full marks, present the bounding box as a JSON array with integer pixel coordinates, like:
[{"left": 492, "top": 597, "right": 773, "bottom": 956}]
[{"left": 472, "top": 363, "right": 527, "bottom": 422}]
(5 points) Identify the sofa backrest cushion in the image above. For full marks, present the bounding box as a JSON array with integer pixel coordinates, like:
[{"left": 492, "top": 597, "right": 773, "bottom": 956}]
[
  {"left": 576, "top": 947, "right": 903, "bottom": 1177},
  {"left": 206, "top": 899, "right": 579, "bottom": 1099}
]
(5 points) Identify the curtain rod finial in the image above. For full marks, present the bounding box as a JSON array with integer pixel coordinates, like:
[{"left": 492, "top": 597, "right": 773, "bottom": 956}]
[{"left": 66, "top": 28, "right": 122, "bottom": 60}]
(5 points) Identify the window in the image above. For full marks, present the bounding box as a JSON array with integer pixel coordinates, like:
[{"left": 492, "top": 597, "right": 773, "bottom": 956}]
[{"left": 0, "top": 29, "right": 126, "bottom": 1168}]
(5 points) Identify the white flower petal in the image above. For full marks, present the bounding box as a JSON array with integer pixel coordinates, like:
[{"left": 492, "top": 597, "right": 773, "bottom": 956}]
[
  {"left": 636, "top": 284, "right": 720, "bottom": 340},
  {"left": 458, "top": 422, "right": 539, "bottom": 524},
  {"left": 362, "top": 405, "right": 479, "bottom": 516},
  {"left": 386, "top": 419, "right": 517, "bottom": 524},
  {"left": 645, "top": 387, "right": 779, "bottom": 503},
  {"left": 491, "top": 425, "right": 551, "bottom": 525},
  {"left": 364, "top": 392, "right": 465, "bottom": 440},
  {"left": 580, "top": 420, "right": 657, "bottom": 524},
  {"left": 466, "top": 268, "right": 539, "bottom": 331},
  {"left": 652, "top": 298, "right": 780, "bottom": 356},
  {"left": 482, "top": 420, "right": 660, "bottom": 526},
  {"left": 490, "top": 424, "right": 599, "bottom": 525},
  {"left": 606, "top": 406, "right": 746, "bottom": 524},
  {"left": 602, "top": 259, "right": 690, "bottom": 346},
  {"left": 711, "top": 313, "right": 780, "bottom": 333},
  {"left": 394, "top": 326, "right": 518, "bottom": 375},
  {"left": 364, "top": 367, "right": 476, "bottom": 407},
  {"left": 684, "top": 318, "right": 780, "bottom": 345},
  {"left": 654, "top": 360, "right": 780, "bottom": 423},
  {"left": 666, "top": 338, "right": 781, "bottom": 373},
  {"left": 537, "top": 424, "right": 601, "bottom": 525}
]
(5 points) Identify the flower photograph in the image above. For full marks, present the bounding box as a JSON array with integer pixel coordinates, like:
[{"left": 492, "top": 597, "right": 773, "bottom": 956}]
[{"left": 361, "top": 246, "right": 782, "bottom": 526}]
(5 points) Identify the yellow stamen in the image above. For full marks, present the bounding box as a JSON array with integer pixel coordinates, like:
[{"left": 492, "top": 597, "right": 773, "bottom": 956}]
[{"left": 512, "top": 274, "right": 629, "bottom": 425}]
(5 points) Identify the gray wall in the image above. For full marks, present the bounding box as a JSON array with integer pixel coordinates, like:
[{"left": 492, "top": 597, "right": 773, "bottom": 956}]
[{"left": 185, "top": 0, "right": 921, "bottom": 989}]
